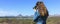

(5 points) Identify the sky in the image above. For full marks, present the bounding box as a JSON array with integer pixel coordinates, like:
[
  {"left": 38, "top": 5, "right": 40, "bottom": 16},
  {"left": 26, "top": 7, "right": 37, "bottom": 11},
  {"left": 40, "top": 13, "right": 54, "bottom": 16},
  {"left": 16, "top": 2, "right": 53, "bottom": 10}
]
[{"left": 0, "top": 0, "right": 60, "bottom": 16}]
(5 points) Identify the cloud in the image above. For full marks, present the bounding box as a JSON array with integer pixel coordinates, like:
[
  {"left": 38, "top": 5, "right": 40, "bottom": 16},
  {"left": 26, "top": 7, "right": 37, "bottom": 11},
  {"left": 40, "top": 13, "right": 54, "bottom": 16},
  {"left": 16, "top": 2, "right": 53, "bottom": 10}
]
[{"left": 0, "top": 10, "right": 20, "bottom": 16}]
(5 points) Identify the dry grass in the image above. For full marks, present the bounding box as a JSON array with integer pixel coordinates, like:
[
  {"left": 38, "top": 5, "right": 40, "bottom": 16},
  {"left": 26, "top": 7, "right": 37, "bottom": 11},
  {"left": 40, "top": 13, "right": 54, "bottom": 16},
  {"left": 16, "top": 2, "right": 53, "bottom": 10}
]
[{"left": 0, "top": 16, "right": 60, "bottom": 24}]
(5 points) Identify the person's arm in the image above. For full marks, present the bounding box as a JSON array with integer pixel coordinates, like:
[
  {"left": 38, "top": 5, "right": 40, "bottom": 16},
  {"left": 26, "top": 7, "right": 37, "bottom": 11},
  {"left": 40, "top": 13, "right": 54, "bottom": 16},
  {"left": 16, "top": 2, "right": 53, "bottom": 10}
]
[{"left": 33, "top": 11, "right": 40, "bottom": 22}]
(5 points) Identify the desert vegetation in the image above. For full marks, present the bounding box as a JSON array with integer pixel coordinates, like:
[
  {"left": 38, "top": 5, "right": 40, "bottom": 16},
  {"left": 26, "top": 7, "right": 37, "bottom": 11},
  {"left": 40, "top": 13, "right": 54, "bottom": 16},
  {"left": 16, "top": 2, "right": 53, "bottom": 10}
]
[{"left": 0, "top": 16, "right": 60, "bottom": 24}]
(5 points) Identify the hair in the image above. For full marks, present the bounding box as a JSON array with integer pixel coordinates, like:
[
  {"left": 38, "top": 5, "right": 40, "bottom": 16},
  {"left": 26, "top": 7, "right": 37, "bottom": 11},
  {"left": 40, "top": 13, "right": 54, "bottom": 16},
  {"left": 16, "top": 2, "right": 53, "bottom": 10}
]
[
  {"left": 36, "top": 1, "right": 43, "bottom": 6},
  {"left": 36, "top": 1, "right": 49, "bottom": 16}
]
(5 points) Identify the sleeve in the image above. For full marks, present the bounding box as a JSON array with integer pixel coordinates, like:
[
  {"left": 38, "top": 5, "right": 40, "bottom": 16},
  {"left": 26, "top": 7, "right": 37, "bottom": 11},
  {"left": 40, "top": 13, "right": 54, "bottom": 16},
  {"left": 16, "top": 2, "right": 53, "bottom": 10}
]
[{"left": 33, "top": 11, "right": 40, "bottom": 22}]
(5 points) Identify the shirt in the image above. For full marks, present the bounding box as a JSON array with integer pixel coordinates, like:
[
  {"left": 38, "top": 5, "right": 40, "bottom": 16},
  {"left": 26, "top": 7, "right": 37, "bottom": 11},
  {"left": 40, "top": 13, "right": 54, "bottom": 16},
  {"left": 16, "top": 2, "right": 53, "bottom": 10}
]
[{"left": 33, "top": 10, "right": 40, "bottom": 20}]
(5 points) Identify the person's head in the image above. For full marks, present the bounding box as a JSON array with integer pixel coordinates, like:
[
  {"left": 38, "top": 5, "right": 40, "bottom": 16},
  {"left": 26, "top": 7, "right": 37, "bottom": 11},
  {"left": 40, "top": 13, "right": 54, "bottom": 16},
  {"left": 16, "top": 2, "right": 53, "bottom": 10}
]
[
  {"left": 36, "top": 1, "right": 43, "bottom": 6},
  {"left": 36, "top": 1, "right": 46, "bottom": 16},
  {"left": 33, "top": 2, "right": 43, "bottom": 12}
]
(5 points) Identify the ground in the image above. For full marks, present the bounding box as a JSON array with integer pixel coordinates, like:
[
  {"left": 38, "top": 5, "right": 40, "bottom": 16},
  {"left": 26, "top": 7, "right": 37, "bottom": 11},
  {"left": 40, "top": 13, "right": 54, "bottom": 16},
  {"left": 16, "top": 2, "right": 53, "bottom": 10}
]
[{"left": 0, "top": 16, "right": 60, "bottom": 24}]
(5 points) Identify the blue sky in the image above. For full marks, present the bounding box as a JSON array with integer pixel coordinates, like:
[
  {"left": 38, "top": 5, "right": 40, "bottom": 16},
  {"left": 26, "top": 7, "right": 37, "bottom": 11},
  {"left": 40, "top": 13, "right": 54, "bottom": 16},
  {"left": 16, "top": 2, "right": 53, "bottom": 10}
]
[{"left": 0, "top": 0, "right": 60, "bottom": 16}]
